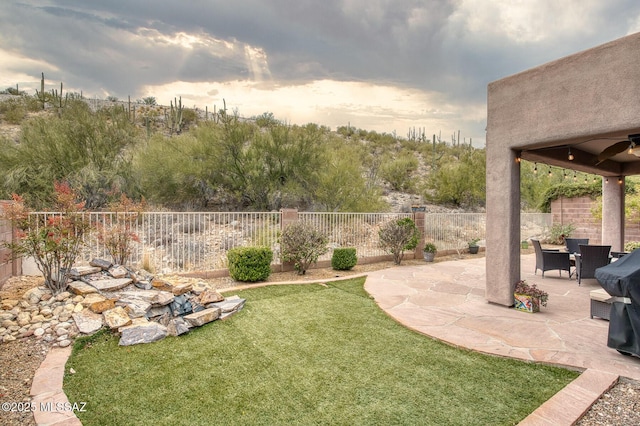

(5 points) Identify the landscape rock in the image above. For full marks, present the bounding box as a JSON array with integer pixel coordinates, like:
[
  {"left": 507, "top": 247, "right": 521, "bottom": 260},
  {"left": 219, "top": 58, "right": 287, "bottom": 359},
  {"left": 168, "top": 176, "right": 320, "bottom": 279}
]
[
  {"left": 89, "top": 298, "right": 116, "bottom": 314},
  {"left": 119, "top": 321, "right": 167, "bottom": 346},
  {"left": 103, "top": 307, "right": 132, "bottom": 329},
  {"left": 108, "top": 265, "right": 129, "bottom": 279},
  {"left": 88, "top": 278, "right": 133, "bottom": 292},
  {"left": 146, "top": 305, "right": 171, "bottom": 318},
  {"left": 23, "top": 287, "right": 45, "bottom": 303},
  {"left": 171, "top": 283, "right": 193, "bottom": 296},
  {"left": 81, "top": 293, "right": 107, "bottom": 308},
  {"left": 58, "top": 339, "right": 72, "bottom": 347},
  {"left": 0, "top": 299, "right": 19, "bottom": 310},
  {"left": 55, "top": 291, "right": 72, "bottom": 302},
  {"left": 198, "top": 289, "right": 224, "bottom": 305},
  {"left": 68, "top": 280, "right": 99, "bottom": 295},
  {"left": 90, "top": 258, "right": 113, "bottom": 270},
  {"left": 166, "top": 317, "right": 191, "bottom": 336},
  {"left": 151, "top": 278, "right": 173, "bottom": 292},
  {"left": 69, "top": 266, "right": 102, "bottom": 278},
  {"left": 72, "top": 310, "right": 104, "bottom": 334},
  {"left": 135, "top": 280, "right": 153, "bottom": 290},
  {"left": 169, "top": 295, "right": 193, "bottom": 316},
  {"left": 184, "top": 307, "right": 221, "bottom": 327}
]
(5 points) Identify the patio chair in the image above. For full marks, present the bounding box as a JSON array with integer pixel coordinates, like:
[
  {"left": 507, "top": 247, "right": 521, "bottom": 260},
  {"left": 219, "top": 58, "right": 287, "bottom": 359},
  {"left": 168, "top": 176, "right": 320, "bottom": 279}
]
[
  {"left": 575, "top": 244, "right": 612, "bottom": 285},
  {"left": 531, "top": 239, "right": 572, "bottom": 278},
  {"left": 565, "top": 238, "right": 589, "bottom": 254}
]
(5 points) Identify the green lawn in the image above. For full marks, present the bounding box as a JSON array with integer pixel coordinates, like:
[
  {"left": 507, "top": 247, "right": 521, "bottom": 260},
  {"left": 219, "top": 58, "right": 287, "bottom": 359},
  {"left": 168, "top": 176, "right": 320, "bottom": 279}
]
[{"left": 64, "top": 278, "right": 579, "bottom": 425}]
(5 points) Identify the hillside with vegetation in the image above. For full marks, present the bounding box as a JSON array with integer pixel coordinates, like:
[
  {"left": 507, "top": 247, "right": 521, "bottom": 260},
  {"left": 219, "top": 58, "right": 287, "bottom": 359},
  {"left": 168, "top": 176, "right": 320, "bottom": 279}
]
[{"left": 0, "top": 82, "right": 602, "bottom": 213}]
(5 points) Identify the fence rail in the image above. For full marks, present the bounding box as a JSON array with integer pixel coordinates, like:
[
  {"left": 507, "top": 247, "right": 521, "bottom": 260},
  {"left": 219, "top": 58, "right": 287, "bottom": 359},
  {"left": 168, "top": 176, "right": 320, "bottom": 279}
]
[{"left": 26, "top": 211, "right": 552, "bottom": 274}]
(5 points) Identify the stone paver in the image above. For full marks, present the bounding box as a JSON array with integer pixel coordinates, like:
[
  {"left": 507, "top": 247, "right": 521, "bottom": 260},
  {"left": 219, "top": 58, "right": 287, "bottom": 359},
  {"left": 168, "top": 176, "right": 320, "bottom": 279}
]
[
  {"left": 30, "top": 346, "right": 82, "bottom": 425},
  {"left": 365, "top": 253, "right": 640, "bottom": 425}
]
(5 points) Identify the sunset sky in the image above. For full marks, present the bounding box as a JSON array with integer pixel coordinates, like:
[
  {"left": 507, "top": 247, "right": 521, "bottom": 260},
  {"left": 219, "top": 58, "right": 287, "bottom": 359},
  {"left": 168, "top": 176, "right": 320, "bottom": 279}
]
[{"left": 1, "top": 1, "right": 639, "bottom": 146}]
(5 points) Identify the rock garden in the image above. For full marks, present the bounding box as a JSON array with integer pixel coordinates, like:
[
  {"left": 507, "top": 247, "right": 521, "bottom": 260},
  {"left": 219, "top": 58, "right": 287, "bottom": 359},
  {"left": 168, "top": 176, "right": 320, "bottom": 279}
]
[{"left": 0, "top": 258, "right": 245, "bottom": 347}]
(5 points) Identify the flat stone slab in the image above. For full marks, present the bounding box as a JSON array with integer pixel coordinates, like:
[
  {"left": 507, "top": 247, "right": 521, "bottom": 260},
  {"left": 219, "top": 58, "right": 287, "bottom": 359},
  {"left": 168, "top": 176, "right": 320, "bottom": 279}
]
[
  {"left": 184, "top": 307, "right": 221, "bottom": 327},
  {"left": 68, "top": 280, "right": 99, "bottom": 295},
  {"left": 119, "top": 321, "right": 167, "bottom": 346},
  {"left": 72, "top": 310, "right": 104, "bottom": 334},
  {"left": 69, "top": 266, "right": 102, "bottom": 278},
  {"left": 90, "top": 258, "right": 113, "bottom": 270},
  {"left": 88, "top": 278, "right": 132, "bottom": 292},
  {"left": 207, "top": 297, "right": 246, "bottom": 313}
]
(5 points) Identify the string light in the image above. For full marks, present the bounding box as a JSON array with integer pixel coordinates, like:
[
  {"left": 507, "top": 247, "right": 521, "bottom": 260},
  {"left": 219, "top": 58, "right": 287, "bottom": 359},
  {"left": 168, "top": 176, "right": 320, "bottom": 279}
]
[
  {"left": 619, "top": 177, "right": 623, "bottom": 184},
  {"left": 533, "top": 163, "right": 537, "bottom": 174},
  {"left": 563, "top": 169, "right": 568, "bottom": 179},
  {"left": 606, "top": 177, "right": 609, "bottom": 183},
  {"left": 568, "top": 147, "right": 574, "bottom": 161},
  {"left": 573, "top": 171, "right": 577, "bottom": 181},
  {"left": 548, "top": 166, "right": 553, "bottom": 177}
]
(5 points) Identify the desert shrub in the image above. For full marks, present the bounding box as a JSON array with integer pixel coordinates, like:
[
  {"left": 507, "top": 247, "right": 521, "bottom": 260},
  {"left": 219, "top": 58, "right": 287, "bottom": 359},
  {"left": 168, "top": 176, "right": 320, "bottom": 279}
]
[
  {"left": 378, "top": 217, "right": 419, "bottom": 265},
  {"left": 280, "top": 221, "right": 329, "bottom": 275},
  {"left": 0, "top": 98, "right": 27, "bottom": 124},
  {"left": 380, "top": 153, "right": 419, "bottom": 192},
  {"left": 331, "top": 248, "right": 357, "bottom": 270},
  {"left": 227, "top": 246, "right": 273, "bottom": 282},
  {"left": 182, "top": 108, "right": 198, "bottom": 127},
  {"left": 544, "top": 223, "right": 575, "bottom": 245}
]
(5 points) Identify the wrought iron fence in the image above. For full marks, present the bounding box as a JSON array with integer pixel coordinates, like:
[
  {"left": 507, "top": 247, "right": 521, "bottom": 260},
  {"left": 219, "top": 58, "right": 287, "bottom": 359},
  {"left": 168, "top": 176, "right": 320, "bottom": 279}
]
[
  {"left": 422, "top": 213, "right": 552, "bottom": 252},
  {"left": 27, "top": 211, "right": 552, "bottom": 273},
  {"left": 299, "top": 212, "right": 412, "bottom": 261}
]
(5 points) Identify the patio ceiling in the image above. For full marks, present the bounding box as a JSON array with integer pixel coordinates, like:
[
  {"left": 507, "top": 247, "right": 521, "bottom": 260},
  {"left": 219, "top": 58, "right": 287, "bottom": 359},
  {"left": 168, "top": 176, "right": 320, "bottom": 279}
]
[{"left": 517, "top": 128, "right": 640, "bottom": 177}]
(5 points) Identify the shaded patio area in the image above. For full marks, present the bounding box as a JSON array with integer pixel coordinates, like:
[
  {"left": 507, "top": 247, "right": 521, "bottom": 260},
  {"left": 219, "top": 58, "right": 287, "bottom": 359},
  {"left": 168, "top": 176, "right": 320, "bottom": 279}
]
[{"left": 364, "top": 253, "right": 640, "bottom": 423}]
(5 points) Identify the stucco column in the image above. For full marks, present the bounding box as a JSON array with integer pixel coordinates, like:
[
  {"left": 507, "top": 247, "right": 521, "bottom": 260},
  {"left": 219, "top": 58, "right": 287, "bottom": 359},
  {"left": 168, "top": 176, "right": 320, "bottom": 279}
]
[
  {"left": 602, "top": 177, "right": 624, "bottom": 251},
  {"left": 485, "top": 149, "right": 521, "bottom": 306}
]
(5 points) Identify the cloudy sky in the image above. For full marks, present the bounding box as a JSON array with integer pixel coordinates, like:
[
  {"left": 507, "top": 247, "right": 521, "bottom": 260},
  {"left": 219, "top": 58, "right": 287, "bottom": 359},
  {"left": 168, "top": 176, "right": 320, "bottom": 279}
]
[{"left": 1, "top": 1, "right": 639, "bottom": 146}]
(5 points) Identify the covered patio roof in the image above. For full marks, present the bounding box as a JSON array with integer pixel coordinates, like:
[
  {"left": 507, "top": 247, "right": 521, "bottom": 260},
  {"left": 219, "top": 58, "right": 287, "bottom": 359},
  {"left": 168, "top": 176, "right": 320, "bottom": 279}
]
[{"left": 486, "top": 31, "right": 640, "bottom": 306}]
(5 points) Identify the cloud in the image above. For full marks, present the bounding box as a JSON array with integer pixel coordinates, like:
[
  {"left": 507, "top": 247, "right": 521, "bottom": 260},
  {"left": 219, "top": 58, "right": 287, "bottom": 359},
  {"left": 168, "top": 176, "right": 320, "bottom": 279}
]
[{"left": 1, "top": 0, "right": 639, "bottom": 146}]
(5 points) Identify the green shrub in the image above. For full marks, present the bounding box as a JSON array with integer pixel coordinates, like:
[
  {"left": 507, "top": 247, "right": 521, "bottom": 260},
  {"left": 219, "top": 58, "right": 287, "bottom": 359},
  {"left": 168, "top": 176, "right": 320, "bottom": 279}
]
[
  {"left": 227, "top": 246, "right": 273, "bottom": 282},
  {"left": 545, "top": 223, "right": 575, "bottom": 245},
  {"left": 331, "top": 248, "right": 357, "bottom": 270},
  {"left": 378, "top": 217, "right": 419, "bottom": 265}
]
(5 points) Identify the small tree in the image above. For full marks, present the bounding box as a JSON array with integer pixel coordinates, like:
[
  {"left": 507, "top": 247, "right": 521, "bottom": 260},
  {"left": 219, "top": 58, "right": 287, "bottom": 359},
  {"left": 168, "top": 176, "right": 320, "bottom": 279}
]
[
  {"left": 96, "top": 193, "right": 145, "bottom": 265},
  {"left": 1, "top": 182, "right": 92, "bottom": 294},
  {"left": 280, "top": 221, "right": 329, "bottom": 275},
  {"left": 378, "top": 217, "right": 419, "bottom": 265}
]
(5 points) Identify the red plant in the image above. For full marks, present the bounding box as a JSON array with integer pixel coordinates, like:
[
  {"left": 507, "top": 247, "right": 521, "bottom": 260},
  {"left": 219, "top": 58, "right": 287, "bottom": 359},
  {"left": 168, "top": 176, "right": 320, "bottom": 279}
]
[
  {"left": 514, "top": 280, "right": 549, "bottom": 307},
  {"left": 95, "top": 194, "right": 145, "bottom": 266},
  {"left": 1, "top": 182, "right": 92, "bottom": 294}
]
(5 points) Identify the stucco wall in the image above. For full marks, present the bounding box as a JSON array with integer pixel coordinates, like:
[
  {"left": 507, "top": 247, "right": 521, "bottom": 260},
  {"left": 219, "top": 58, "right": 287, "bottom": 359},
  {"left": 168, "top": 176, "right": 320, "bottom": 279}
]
[{"left": 0, "top": 201, "right": 21, "bottom": 286}]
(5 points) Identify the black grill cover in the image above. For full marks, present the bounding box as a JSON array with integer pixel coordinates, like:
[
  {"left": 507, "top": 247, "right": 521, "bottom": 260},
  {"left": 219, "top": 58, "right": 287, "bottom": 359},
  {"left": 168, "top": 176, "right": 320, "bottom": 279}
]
[{"left": 595, "top": 249, "right": 640, "bottom": 356}]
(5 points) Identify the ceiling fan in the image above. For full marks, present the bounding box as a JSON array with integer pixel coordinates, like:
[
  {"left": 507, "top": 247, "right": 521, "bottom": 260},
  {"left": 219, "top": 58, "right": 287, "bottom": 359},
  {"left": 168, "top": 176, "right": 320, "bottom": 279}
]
[{"left": 596, "top": 134, "right": 640, "bottom": 164}]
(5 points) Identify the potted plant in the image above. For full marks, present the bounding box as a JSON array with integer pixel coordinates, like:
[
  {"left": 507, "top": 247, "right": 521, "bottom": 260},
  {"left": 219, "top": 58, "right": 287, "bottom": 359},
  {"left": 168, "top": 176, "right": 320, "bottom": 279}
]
[
  {"left": 468, "top": 238, "right": 480, "bottom": 254},
  {"left": 423, "top": 242, "right": 437, "bottom": 262},
  {"left": 513, "top": 280, "right": 549, "bottom": 313}
]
